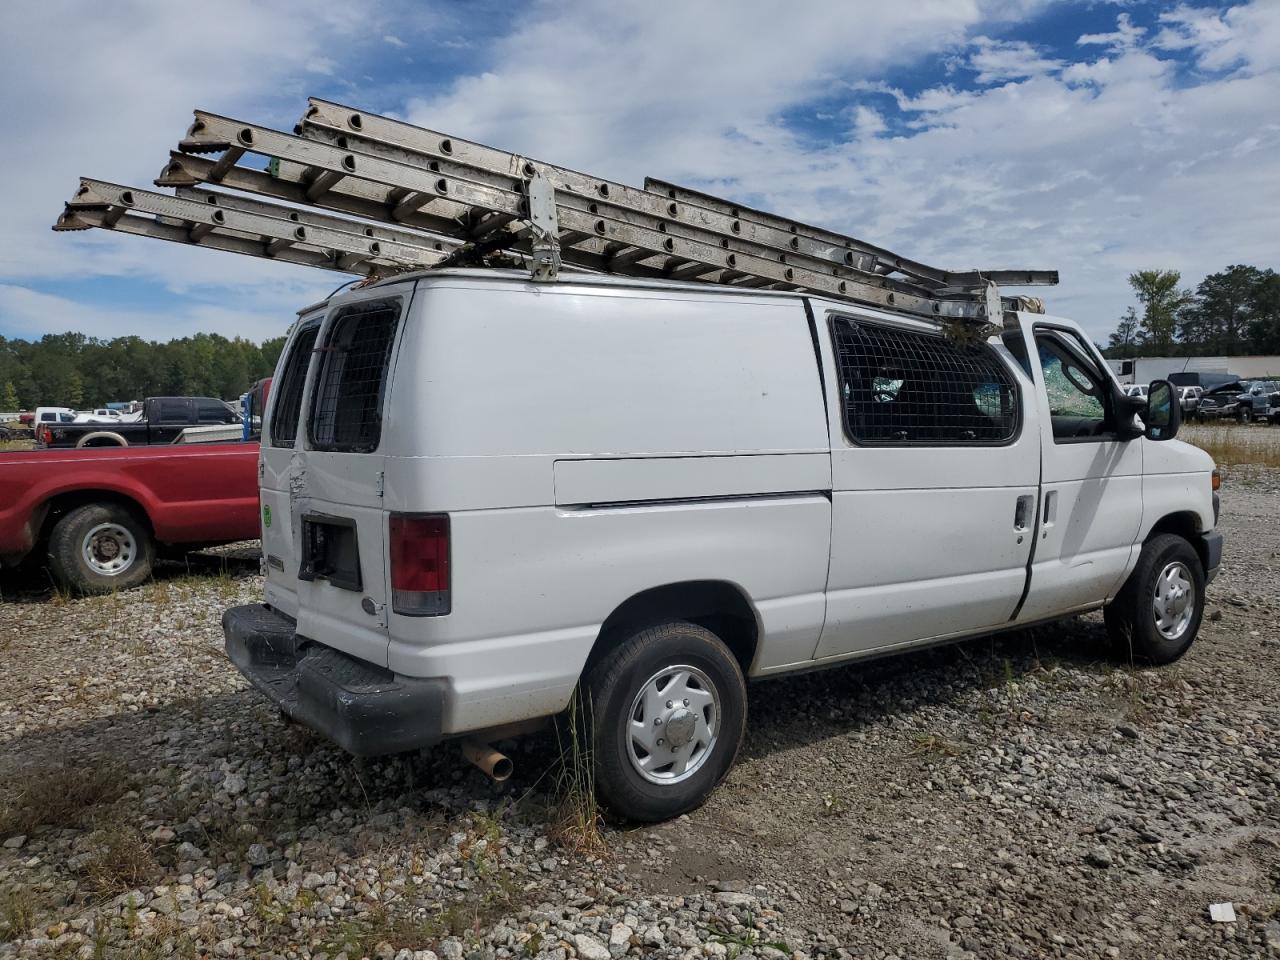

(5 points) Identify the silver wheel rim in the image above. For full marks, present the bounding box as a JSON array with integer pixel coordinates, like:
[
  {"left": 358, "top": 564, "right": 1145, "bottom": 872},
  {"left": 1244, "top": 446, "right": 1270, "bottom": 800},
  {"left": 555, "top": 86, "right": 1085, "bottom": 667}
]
[
  {"left": 627, "top": 664, "right": 720, "bottom": 785},
  {"left": 1153, "top": 560, "right": 1195, "bottom": 641},
  {"left": 81, "top": 522, "right": 137, "bottom": 576}
]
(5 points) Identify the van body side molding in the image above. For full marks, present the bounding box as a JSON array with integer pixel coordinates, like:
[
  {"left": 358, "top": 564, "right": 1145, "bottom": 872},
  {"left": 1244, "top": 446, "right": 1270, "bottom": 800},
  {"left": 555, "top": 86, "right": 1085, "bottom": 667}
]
[{"left": 552, "top": 453, "right": 831, "bottom": 508}]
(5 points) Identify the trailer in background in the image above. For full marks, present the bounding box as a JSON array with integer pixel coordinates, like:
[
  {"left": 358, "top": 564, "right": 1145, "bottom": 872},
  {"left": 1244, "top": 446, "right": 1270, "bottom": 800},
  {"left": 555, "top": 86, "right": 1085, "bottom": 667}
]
[{"left": 1108, "top": 355, "right": 1280, "bottom": 385}]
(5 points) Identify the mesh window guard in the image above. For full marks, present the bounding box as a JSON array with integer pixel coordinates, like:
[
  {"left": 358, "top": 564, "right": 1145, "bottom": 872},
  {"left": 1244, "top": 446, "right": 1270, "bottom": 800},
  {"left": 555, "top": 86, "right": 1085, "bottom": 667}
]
[
  {"left": 833, "top": 319, "right": 1019, "bottom": 445},
  {"left": 309, "top": 300, "right": 401, "bottom": 453},
  {"left": 269, "top": 321, "right": 320, "bottom": 448}
]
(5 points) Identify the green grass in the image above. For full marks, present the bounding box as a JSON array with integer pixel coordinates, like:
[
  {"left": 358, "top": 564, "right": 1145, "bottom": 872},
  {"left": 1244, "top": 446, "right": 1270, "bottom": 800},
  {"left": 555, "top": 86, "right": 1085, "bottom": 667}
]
[
  {"left": 549, "top": 689, "right": 606, "bottom": 856},
  {"left": 76, "top": 826, "right": 160, "bottom": 897},
  {"left": 704, "top": 912, "right": 790, "bottom": 959},
  {"left": 0, "top": 887, "right": 38, "bottom": 941},
  {"left": 0, "top": 763, "right": 132, "bottom": 838},
  {"left": 324, "top": 873, "right": 525, "bottom": 956}
]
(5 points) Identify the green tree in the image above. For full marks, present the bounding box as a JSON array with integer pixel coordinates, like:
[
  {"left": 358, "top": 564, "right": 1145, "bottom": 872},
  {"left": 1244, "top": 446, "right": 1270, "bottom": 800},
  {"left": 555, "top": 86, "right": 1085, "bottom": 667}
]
[
  {"left": 1, "top": 381, "right": 18, "bottom": 411},
  {"left": 1179, "top": 264, "right": 1265, "bottom": 355},
  {"left": 1245, "top": 269, "right": 1280, "bottom": 353},
  {"left": 1106, "top": 307, "right": 1140, "bottom": 358},
  {"left": 1128, "top": 269, "right": 1191, "bottom": 355}
]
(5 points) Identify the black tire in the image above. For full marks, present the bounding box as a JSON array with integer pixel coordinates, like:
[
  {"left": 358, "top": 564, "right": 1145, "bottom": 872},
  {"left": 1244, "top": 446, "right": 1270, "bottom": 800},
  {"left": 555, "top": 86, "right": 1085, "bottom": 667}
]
[
  {"left": 585, "top": 621, "right": 747, "bottom": 823},
  {"left": 46, "top": 502, "right": 154, "bottom": 594},
  {"left": 1104, "top": 533, "right": 1205, "bottom": 665}
]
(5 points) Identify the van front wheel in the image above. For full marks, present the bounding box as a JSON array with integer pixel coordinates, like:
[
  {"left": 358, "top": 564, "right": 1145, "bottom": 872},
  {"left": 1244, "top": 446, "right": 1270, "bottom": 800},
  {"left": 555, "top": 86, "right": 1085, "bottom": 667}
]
[
  {"left": 1104, "top": 533, "right": 1205, "bottom": 665},
  {"left": 586, "top": 621, "right": 746, "bottom": 823}
]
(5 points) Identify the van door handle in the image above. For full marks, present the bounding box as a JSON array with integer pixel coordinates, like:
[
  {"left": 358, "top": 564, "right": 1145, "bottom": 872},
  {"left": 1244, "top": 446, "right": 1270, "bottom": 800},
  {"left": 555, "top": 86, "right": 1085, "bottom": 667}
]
[
  {"left": 1014, "top": 494, "right": 1033, "bottom": 531},
  {"left": 1043, "top": 490, "right": 1058, "bottom": 528}
]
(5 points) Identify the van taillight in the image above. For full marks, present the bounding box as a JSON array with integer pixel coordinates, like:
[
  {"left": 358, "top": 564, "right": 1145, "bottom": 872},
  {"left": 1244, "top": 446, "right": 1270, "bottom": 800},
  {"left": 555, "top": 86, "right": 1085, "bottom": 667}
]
[{"left": 389, "top": 514, "right": 450, "bottom": 616}]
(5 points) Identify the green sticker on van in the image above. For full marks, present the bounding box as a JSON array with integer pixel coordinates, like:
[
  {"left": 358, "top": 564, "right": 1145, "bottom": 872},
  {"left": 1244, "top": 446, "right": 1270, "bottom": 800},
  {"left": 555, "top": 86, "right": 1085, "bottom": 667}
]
[{"left": 262, "top": 504, "right": 272, "bottom": 528}]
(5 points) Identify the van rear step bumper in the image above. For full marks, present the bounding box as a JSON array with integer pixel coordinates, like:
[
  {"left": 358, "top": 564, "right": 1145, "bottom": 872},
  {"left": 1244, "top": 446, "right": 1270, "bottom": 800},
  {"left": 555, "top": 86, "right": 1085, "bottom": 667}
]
[{"left": 222, "top": 604, "right": 445, "bottom": 757}]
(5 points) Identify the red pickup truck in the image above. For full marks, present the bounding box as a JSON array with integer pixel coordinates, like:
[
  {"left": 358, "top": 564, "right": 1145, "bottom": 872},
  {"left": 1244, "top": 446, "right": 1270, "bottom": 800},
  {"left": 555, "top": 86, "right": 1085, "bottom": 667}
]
[{"left": 0, "top": 442, "right": 260, "bottom": 593}]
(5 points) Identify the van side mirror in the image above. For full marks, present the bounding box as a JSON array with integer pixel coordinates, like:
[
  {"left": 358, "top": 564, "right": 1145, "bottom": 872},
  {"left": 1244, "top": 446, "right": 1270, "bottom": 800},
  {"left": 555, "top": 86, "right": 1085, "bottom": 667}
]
[{"left": 1145, "top": 379, "right": 1180, "bottom": 441}]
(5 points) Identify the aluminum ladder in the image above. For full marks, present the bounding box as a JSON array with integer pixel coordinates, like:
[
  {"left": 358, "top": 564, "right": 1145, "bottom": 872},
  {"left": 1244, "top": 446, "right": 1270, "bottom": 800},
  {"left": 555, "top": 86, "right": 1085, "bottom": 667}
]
[{"left": 54, "top": 96, "right": 1057, "bottom": 321}]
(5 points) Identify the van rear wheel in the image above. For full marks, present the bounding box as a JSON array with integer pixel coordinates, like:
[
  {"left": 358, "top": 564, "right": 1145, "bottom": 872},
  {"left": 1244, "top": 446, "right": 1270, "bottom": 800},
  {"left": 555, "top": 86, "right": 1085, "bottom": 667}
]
[
  {"left": 585, "top": 621, "right": 746, "bottom": 823},
  {"left": 1104, "top": 533, "right": 1204, "bottom": 665}
]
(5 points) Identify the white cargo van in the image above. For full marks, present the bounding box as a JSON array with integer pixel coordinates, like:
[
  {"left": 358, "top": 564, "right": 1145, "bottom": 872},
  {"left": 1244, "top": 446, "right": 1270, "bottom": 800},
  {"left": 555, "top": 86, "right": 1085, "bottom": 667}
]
[{"left": 225, "top": 269, "right": 1221, "bottom": 822}]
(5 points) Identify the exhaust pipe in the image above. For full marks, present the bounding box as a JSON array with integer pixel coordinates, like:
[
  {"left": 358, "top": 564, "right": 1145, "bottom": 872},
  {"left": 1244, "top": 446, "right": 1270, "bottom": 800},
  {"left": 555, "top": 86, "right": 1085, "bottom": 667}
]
[{"left": 462, "top": 740, "right": 513, "bottom": 782}]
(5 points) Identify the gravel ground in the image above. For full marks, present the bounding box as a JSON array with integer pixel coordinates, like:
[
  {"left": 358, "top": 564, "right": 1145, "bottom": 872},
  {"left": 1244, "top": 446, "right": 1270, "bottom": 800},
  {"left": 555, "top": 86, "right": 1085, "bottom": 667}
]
[{"left": 1, "top": 472, "right": 1278, "bottom": 960}]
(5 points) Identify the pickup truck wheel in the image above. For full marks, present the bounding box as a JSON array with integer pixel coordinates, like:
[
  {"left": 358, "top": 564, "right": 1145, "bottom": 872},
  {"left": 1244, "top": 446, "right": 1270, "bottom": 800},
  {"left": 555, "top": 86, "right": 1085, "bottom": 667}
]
[
  {"left": 585, "top": 621, "right": 746, "bottom": 823},
  {"left": 1104, "top": 533, "right": 1205, "bottom": 665},
  {"left": 47, "top": 503, "right": 154, "bottom": 594}
]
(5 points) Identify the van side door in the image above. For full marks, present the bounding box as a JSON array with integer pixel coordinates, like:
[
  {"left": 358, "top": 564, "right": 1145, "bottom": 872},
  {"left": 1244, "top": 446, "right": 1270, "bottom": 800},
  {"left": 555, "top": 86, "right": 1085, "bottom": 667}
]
[
  {"left": 813, "top": 309, "right": 1041, "bottom": 661},
  {"left": 1011, "top": 316, "right": 1142, "bottom": 621}
]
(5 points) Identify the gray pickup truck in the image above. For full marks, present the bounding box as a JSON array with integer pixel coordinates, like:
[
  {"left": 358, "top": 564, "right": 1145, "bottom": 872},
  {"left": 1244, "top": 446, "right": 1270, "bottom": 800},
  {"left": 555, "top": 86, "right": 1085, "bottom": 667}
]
[{"left": 1234, "top": 380, "right": 1280, "bottom": 424}]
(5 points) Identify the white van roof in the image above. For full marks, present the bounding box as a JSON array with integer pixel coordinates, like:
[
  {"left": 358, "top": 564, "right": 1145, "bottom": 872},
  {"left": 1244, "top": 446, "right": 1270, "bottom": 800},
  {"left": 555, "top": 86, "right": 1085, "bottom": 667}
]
[{"left": 298, "top": 267, "right": 812, "bottom": 317}]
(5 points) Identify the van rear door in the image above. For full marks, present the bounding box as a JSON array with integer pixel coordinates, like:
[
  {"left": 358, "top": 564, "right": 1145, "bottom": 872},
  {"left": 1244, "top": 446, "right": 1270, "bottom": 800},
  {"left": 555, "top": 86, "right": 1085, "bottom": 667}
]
[
  {"left": 287, "top": 289, "right": 412, "bottom": 668},
  {"left": 260, "top": 313, "right": 323, "bottom": 620}
]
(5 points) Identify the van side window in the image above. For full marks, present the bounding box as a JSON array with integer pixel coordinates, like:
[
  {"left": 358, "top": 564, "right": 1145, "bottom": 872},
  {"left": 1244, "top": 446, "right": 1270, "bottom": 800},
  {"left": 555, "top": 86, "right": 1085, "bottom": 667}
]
[
  {"left": 309, "top": 299, "right": 401, "bottom": 454},
  {"left": 1033, "top": 332, "right": 1112, "bottom": 441},
  {"left": 269, "top": 321, "right": 320, "bottom": 448},
  {"left": 832, "top": 318, "right": 1019, "bottom": 445}
]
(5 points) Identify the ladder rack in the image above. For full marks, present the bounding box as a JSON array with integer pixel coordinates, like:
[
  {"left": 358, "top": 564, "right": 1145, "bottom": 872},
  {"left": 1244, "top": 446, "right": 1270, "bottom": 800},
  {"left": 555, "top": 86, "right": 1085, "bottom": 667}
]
[{"left": 53, "top": 96, "right": 1058, "bottom": 321}]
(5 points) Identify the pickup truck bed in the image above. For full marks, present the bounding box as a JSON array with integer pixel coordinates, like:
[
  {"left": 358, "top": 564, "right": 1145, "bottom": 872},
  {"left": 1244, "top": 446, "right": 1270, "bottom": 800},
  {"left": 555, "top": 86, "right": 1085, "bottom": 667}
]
[{"left": 0, "top": 441, "right": 260, "bottom": 593}]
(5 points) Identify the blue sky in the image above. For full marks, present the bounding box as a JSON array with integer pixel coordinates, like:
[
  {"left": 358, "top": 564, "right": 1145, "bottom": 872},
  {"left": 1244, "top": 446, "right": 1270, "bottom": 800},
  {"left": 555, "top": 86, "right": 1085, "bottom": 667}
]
[{"left": 1, "top": 0, "right": 1277, "bottom": 345}]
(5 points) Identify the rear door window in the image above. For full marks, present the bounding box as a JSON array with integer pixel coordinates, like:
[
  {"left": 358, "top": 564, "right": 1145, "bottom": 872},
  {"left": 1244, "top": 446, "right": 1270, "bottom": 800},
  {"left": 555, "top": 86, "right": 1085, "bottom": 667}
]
[
  {"left": 269, "top": 320, "right": 320, "bottom": 448},
  {"left": 308, "top": 299, "right": 401, "bottom": 453}
]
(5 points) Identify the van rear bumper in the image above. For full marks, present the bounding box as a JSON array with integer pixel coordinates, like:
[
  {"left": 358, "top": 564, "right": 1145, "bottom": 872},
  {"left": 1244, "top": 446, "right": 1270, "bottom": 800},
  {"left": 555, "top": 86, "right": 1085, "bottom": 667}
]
[{"left": 222, "top": 604, "right": 446, "bottom": 757}]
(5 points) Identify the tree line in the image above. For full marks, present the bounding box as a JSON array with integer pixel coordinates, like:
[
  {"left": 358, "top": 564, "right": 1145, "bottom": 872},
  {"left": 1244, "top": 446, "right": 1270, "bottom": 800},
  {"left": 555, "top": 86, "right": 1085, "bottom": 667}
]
[
  {"left": 0, "top": 332, "right": 287, "bottom": 411},
  {"left": 1103, "top": 264, "right": 1280, "bottom": 359}
]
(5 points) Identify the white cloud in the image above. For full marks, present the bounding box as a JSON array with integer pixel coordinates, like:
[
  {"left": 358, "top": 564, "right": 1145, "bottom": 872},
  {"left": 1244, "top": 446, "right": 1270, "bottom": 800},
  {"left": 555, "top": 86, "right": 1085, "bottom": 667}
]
[
  {"left": 1154, "top": 3, "right": 1280, "bottom": 74},
  {"left": 1078, "top": 12, "right": 1146, "bottom": 52},
  {"left": 383, "top": 33, "right": 408, "bottom": 48},
  {"left": 851, "top": 106, "right": 887, "bottom": 140},
  {"left": 968, "top": 36, "right": 1063, "bottom": 84}
]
